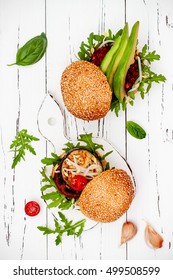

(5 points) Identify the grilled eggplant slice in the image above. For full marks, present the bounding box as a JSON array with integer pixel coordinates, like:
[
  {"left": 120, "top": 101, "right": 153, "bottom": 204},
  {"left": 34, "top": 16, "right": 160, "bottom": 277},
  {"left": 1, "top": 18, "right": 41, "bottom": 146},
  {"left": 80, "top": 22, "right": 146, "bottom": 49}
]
[
  {"left": 61, "top": 149, "right": 103, "bottom": 185},
  {"left": 53, "top": 148, "right": 103, "bottom": 198}
]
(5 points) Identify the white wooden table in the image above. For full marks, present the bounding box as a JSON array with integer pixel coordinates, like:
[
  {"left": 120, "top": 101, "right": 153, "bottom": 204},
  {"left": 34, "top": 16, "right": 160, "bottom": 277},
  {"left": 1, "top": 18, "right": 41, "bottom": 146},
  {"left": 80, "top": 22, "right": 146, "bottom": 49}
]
[{"left": 0, "top": 0, "right": 173, "bottom": 260}]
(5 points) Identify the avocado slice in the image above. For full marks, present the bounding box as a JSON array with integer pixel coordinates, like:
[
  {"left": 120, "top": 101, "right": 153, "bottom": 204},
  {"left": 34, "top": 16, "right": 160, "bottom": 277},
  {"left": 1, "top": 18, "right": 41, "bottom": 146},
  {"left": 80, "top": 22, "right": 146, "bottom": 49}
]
[
  {"left": 106, "top": 23, "right": 129, "bottom": 88},
  {"left": 113, "top": 21, "right": 140, "bottom": 102},
  {"left": 100, "top": 30, "right": 122, "bottom": 74}
]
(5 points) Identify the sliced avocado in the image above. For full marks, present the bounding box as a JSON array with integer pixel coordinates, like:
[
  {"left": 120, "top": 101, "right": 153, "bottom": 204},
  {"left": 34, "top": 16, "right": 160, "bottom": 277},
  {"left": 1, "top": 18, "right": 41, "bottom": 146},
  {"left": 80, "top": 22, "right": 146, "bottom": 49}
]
[
  {"left": 113, "top": 21, "right": 140, "bottom": 102},
  {"left": 106, "top": 23, "right": 129, "bottom": 88},
  {"left": 100, "top": 33, "right": 122, "bottom": 73}
]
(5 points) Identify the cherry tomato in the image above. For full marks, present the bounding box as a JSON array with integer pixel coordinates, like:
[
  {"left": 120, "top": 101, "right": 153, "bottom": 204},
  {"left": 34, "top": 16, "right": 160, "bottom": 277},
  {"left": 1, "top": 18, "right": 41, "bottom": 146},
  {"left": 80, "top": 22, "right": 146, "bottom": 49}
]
[
  {"left": 25, "top": 201, "right": 40, "bottom": 217},
  {"left": 70, "top": 175, "right": 88, "bottom": 191}
]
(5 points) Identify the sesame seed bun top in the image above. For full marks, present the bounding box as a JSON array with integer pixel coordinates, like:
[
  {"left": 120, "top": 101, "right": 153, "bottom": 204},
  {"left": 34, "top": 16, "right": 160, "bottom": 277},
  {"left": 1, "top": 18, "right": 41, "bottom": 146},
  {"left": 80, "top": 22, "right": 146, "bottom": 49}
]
[
  {"left": 61, "top": 60, "right": 112, "bottom": 121},
  {"left": 78, "top": 169, "right": 135, "bottom": 223}
]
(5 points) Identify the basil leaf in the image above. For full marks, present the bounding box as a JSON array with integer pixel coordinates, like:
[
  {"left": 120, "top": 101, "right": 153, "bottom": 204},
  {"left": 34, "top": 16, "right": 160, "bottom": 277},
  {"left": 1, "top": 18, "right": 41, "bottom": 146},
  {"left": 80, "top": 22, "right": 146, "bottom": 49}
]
[
  {"left": 8, "top": 32, "right": 47, "bottom": 66},
  {"left": 126, "top": 121, "right": 146, "bottom": 139}
]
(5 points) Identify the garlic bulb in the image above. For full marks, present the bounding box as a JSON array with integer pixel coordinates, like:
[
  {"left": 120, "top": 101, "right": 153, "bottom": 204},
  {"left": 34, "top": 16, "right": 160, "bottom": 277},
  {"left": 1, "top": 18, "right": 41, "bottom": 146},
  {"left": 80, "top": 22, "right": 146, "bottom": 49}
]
[
  {"left": 120, "top": 221, "right": 137, "bottom": 245},
  {"left": 145, "top": 224, "right": 163, "bottom": 249}
]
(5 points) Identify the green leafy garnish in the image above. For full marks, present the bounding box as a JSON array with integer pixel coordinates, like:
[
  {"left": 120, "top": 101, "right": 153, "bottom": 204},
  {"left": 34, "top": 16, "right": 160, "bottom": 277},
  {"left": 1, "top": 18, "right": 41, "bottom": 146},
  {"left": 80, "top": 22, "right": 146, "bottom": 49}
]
[
  {"left": 60, "top": 133, "right": 112, "bottom": 163},
  {"left": 99, "top": 150, "right": 113, "bottom": 160},
  {"left": 110, "top": 45, "right": 166, "bottom": 117},
  {"left": 10, "top": 129, "right": 39, "bottom": 169},
  {"left": 8, "top": 32, "right": 47, "bottom": 66},
  {"left": 40, "top": 168, "right": 74, "bottom": 210},
  {"left": 110, "top": 98, "right": 121, "bottom": 117},
  {"left": 62, "top": 141, "right": 80, "bottom": 152},
  {"left": 78, "top": 29, "right": 122, "bottom": 61},
  {"left": 105, "top": 162, "right": 111, "bottom": 170},
  {"left": 137, "top": 44, "right": 166, "bottom": 99},
  {"left": 78, "top": 133, "right": 104, "bottom": 153},
  {"left": 140, "top": 44, "right": 160, "bottom": 64},
  {"left": 38, "top": 211, "right": 86, "bottom": 246},
  {"left": 41, "top": 152, "right": 61, "bottom": 166},
  {"left": 126, "top": 121, "right": 146, "bottom": 139}
]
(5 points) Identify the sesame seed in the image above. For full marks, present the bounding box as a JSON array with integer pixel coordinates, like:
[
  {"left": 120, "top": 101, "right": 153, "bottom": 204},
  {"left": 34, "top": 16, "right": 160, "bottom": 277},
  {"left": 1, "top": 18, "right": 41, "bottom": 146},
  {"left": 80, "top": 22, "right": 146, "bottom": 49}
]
[
  {"left": 78, "top": 169, "right": 135, "bottom": 223},
  {"left": 61, "top": 60, "right": 112, "bottom": 121}
]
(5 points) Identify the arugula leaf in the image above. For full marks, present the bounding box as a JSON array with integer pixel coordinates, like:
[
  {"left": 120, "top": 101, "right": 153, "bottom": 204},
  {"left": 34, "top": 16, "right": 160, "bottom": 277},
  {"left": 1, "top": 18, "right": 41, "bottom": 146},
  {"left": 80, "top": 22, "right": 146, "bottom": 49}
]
[
  {"left": 40, "top": 167, "right": 57, "bottom": 189},
  {"left": 78, "top": 29, "right": 122, "bottom": 61},
  {"left": 126, "top": 121, "right": 146, "bottom": 139},
  {"left": 41, "top": 191, "right": 60, "bottom": 201},
  {"left": 78, "top": 133, "right": 104, "bottom": 153},
  {"left": 41, "top": 152, "right": 61, "bottom": 166},
  {"left": 105, "top": 162, "right": 111, "bottom": 171},
  {"left": 62, "top": 141, "right": 79, "bottom": 152},
  {"left": 110, "top": 98, "right": 121, "bottom": 117},
  {"left": 135, "top": 45, "right": 166, "bottom": 98},
  {"left": 38, "top": 211, "right": 86, "bottom": 246},
  {"left": 140, "top": 44, "right": 160, "bottom": 64},
  {"left": 40, "top": 168, "right": 74, "bottom": 210},
  {"left": 37, "top": 226, "right": 55, "bottom": 235},
  {"left": 10, "top": 129, "right": 39, "bottom": 168},
  {"left": 55, "top": 235, "right": 62, "bottom": 246},
  {"left": 59, "top": 199, "right": 74, "bottom": 210},
  {"left": 137, "top": 61, "right": 166, "bottom": 98},
  {"left": 109, "top": 43, "right": 166, "bottom": 116},
  {"left": 62, "top": 134, "right": 105, "bottom": 154},
  {"left": 99, "top": 150, "right": 113, "bottom": 160},
  {"left": 47, "top": 198, "right": 65, "bottom": 209}
]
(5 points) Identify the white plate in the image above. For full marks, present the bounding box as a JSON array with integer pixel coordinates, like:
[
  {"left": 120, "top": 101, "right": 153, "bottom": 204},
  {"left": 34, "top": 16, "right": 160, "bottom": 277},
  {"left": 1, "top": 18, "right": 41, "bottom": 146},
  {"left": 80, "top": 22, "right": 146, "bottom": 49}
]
[{"left": 37, "top": 94, "right": 135, "bottom": 231}]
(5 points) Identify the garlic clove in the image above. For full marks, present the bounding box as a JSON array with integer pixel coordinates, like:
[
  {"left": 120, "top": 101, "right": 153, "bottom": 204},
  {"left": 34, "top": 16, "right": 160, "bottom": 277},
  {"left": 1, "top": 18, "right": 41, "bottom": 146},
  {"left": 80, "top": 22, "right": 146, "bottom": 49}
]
[
  {"left": 120, "top": 221, "right": 137, "bottom": 245},
  {"left": 145, "top": 224, "right": 163, "bottom": 249}
]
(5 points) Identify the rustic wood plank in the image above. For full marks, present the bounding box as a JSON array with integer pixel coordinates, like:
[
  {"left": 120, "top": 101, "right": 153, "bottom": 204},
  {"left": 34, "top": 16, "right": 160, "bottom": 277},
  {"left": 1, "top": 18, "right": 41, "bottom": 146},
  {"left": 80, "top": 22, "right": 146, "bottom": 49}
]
[
  {"left": 0, "top": 0, "right": 47, "bottom": 260},
  {"left": 0, "top": 0, "right": 173, "bottom": 260},
  {"left": 126, "top": 0, "right": 173, "bottom": 259}
]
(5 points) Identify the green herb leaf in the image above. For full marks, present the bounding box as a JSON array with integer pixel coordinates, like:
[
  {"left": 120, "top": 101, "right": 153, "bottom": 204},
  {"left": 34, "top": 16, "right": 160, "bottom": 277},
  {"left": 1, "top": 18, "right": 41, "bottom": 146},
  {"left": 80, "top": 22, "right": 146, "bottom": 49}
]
[
  {"left": 137, "top": 61, "right": 166, "bottom": 98},
  {"left": 40, "top": 184, "right": 53, "bottom": 192},
  {"left": 62, "top": 142, "right": 79, "bottom": 152},
  {"left": 59, "top": 199, "right": 73, "bottom": 210},
  {"left": 105, "top": 162, "right": 111, "bottom": 171},
  {"left": 126, "top": 121, "right": 146, "bottom": 139},
  {"left": 8, "top": 32, "right": 47, "bottom": 66},
  {"left": 47, "top": 198, "right": 65, "bottom": 208},
  {"left": 41, "top": 191, "right": 60, "bottom": 201},
  {"left": 78, "top": 29, "right": 122, "bottom": 61},
  {"left": 99, "top": 150, "right": 113, "bottom": 160},
  {"left": 37, "top": 226, "right": 55, "bottom": 235},
  {"left": 78, "top": 133, "right": 104, "bottom": 153},
  {"left": 41, "top": 153, "right": 61, "bottom": 166},
  {"left": 40, "top": 167, "right": 74, "bottom": 210},
  {"left": 55, "top": 234, "right": 62, "bottom": 246},
  {"left": 38, "top": 212, "right": 86, "bottom": 246},
  {"left": 140, "top": 44, "right": 160, "bottom": 64},
  {"left": 10, "top": 129, "right": 39, "bottom": 168},
  {"left": 40, "top": 167, "right": 57, "bottom": 188},
  {"left": 136, "top": 45, "right": 166, "bottom": 98}
]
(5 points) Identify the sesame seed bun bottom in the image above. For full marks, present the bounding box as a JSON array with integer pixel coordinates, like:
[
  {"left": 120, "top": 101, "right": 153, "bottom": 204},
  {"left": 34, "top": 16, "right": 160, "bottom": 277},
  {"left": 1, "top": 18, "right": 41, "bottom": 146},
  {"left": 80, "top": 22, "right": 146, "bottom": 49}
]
[
  {"left": 78, "top": 169, "right": 135, "bottom": 223},
  {"left": 61, "top": 60, "right": 112, "bottom": 120}
]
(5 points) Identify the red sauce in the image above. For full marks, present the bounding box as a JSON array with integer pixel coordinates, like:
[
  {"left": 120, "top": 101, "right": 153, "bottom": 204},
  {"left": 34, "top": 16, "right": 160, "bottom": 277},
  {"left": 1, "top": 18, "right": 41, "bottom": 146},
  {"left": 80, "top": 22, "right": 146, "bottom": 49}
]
[
  {"left": 90, "top": 45, "right": 111, "bottom": 66},
  {"left": 91, "top": 44, "right": 139, "bottom": 93},
  {"left": 125, "top": 60, "right": 139, "bottom": 92}
]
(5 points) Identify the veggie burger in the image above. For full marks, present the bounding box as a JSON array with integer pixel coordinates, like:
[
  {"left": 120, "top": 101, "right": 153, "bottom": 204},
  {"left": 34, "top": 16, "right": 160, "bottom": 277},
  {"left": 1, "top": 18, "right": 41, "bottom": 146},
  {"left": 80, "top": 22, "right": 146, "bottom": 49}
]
[
  {"left": 60, "top": 21, "right": 165, "bottom": 119},
  {"left": 49, "top": 134, "right": 135, "bottom": 223}
]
